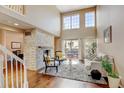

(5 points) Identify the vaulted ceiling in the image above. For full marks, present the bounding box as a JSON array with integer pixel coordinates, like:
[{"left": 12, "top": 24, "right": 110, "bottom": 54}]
[
  {"left": 56, "top": 5, "right": 94, "bottom": 13},
  {"left": 0, "top": 5, "right": 94, "bottom": 36}
]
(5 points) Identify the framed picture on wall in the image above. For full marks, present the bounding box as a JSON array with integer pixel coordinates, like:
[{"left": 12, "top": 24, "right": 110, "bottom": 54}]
[
  {"left": 11, "top": 42, "right": 21, "bottom": 49},
  {"left": 104, "top": 25, "right": 112, "bottom": 43}
]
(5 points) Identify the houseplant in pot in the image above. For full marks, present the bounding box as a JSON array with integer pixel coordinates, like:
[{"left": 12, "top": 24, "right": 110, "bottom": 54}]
[{"left": 101, "top": 57, "right": 120, "bottom": 88}]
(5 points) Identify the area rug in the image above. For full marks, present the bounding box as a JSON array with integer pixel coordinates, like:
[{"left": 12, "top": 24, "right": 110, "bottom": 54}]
[{"left": 39, "top": 60, "right": 107, "bottom": 85}]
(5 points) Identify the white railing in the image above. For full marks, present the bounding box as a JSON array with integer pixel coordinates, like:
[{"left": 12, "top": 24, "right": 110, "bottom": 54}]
[
  {"left": 0, "top": 44, "right": 28, "bottom": 88},
  {"left": 3, "top": 5, "right": 25, "bottom": 15}
]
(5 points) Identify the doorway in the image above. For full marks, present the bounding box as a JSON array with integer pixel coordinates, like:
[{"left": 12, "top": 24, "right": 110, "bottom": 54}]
[{"left": 64, "top": 39, "right": 79, "bottom": 60}]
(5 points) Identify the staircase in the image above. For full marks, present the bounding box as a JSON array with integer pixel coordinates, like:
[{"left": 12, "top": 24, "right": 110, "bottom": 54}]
[{"left": 0, "top": 44, "right": 28, "bottom": 88}]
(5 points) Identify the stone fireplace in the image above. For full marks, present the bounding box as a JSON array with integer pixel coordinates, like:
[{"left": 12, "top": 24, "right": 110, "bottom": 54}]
[
  {"left": 43, "top": 49, "right": 51, "bottom": 56},
  {"left": 24, "top": 29, "right": 54, "bottom": 71},
  {"left": 36, "top": 46, "right": 54, "bottom": 70}
]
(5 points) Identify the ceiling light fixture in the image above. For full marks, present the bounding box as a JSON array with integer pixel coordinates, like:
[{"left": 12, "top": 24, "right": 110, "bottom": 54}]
[{"left": 14, "top": 23, "right": 19, "bottom": 26}]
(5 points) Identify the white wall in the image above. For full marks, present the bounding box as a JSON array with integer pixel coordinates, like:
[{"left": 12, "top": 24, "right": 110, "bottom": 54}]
[
  {"left": 97, "top": 5, "right": 124, "bottom": 85},
  {"left": 61, "top": 30, "right": 96, "bottom": 39},
  {"left": 5, "top": 30, "right": 24, "bottom": 51},
  {"left": 0, "top": 5, "right": 60, "bottom": 36},
  {"left": 0, "top": 24, "right": 24, "bottom": 52}
]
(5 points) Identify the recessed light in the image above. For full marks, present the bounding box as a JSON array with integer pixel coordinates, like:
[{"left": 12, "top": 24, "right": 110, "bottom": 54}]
[{"left": 14, "top": 23, "right": 19, "bottom": 26}]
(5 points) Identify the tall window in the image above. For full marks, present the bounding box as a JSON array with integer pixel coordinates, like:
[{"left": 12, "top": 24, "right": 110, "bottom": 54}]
[
  {"left": 72, "top": 15, "right": 80, "bottom": 29},
  {"left": 63, "top": 16, "right": 71, "bottom": 29},
  {"left": 85, "top": 11, "right": 95, "bottom": 27},
  {"left": 63, "top": 14, "right": 80, "bottom": 30}
]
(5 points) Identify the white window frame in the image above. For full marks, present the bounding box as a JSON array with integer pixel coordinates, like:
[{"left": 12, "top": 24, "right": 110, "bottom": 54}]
[
  {"left": 85, "top": 11, "right": 95, "bottom": 28},
  {"left": 63, "top": 14, "right": 80, "bottom": 30}
]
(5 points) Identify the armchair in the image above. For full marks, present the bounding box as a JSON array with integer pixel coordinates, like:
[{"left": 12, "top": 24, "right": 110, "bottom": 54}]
[
  {"left": 43, "top": 55, "right": 58, "bottom": 73},
  {"left": 55, "top": 51, "right": 66, "bottom": 65}
]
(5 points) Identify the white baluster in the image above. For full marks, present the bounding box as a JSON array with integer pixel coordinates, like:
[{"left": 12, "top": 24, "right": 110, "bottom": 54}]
[
  {"left": 20, "top": 63, "right": 22, "bottom": 88},
  {"left": 5, "top": 54, "right": 8, "bottom": 88},
  {"left": 16, "top": 60, "right": 18, "bottom": 88},
  {"left": 11, "top": 56, "right": 14, "bottom": 88},
  {"left": 23, "top": 61, "right": 28, "bottom": 88},
  {"left": 0, "top": 55, "right": 4, "bottom": 88},
  {"left": 0, "top": 44, "right": 28, "bottom": 88}
]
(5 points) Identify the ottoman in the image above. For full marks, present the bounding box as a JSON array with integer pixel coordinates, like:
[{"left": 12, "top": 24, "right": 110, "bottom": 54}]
[{"left": 91, "top": 69, "right": 101, "bottom": 80}]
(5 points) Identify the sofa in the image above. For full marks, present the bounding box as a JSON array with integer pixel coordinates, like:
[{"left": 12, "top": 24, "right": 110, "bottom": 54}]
[
  {"left": 84, "top": 59, "right": 106, "bottom": 76},
  {"left": 84, "top": 53, "right": 114, "bottom": 77}
]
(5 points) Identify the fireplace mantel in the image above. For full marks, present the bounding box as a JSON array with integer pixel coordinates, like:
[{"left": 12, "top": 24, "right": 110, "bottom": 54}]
[{"left": 38, "top": 46, "right": 53, "bottom": 49}]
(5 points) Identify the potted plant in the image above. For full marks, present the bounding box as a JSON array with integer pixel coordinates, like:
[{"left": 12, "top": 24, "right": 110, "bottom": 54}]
[{"left": 101, "top": 57, "right": 120, "bottom": 88}]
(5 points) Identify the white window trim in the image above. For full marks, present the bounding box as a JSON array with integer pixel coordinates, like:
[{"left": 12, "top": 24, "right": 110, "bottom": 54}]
[
  {"left": 85, "top": 11, "right": 95, "bottom": 28},
  {"left": 63, "top": 14, "right": 80, "bottom": 30}
]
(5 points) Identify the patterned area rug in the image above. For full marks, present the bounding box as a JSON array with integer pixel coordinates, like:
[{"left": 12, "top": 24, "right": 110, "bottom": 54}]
[{"left": 39, "top": 60, "right": 107, "bottom": 85}]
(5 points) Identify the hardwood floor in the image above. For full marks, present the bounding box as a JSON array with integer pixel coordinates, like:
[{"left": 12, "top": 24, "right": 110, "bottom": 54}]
[
  {"left": 3, "top": 62, "right": 24, "bottom": 88},
  {"left": 4, "top": 62, "right": 109, "bottom": 88},
  {"left": 28, "top": 70, "right": 109, "bottom": 88}
]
